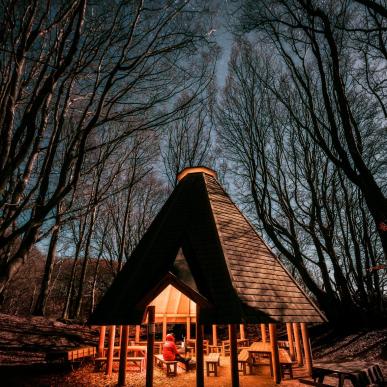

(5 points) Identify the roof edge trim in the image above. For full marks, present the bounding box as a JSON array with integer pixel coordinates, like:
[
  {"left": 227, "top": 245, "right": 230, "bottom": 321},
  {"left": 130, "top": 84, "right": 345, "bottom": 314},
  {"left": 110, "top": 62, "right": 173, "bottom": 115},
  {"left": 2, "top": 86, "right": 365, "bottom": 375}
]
[
  {"left": 177, "top": 166, "right": 217, "bottom": 182},
  {"left": 136, "top": 272, "right": 211, "bottom": 312}
]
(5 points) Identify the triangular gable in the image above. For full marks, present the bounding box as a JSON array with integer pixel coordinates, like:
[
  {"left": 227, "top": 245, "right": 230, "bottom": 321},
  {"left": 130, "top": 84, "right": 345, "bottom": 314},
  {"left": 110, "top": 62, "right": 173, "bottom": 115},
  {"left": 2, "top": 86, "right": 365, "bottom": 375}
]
[
  {"left": 171, "top": 248, "right": 199, "bottom": 292},
  {"left": 149, "top": 285, "right": 196, "bottom": 323},
  {"left": 137, "top": 272, "right": 210, "bottom": 313}
]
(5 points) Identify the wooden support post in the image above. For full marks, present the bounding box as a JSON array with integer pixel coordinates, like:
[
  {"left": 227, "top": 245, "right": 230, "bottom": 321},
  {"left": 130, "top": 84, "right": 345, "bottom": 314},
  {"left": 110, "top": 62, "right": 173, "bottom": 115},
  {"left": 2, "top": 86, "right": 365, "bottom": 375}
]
[
  {"left": 196, "top": 306, "right": 204, "bottom": 387},
  {"left": 269, "top": 323, "right": 281, "bottom": 384},
  {"left": 135, "top": 325, "right": 141, "bottom": 343},
  {"left": 186, "top": 317, "right": 191, "bottom": 341},
  {"left": 162, "top": 315, "right": 167, "bottom": 341},
  {"left": 106, "top": 325, "right": 116, "bottom": 376},
  {"left": 146, "top": 306, "right": 155, "bottom": 387},
  {"left": 293, "top": 322, "right": 303, "bottom": 366},
  {"left": 118, "top": 325, "right": 129, "bottom": 386},
  {"left": 118, "top": 325, "right": 123, "bottom": 347},
  {"left": 286, "top": 322, "right": 295, "bottom": 360},
  {"left": 239, "top": 324, "right": 245, "bottom": 340},
  {"left": 261, "top": 323, "right": 267, "bottom": 342},
  {"left": 301, "top": 323, "right": 313, "bottom": 376},
  {"left": 98, "top": 326, "right": 106, "bottom": 357},
  {"left": 212, "top": 324, "right": 218, "bottom": 345},
  {"left": 229, "top": 324, "right": 240, "bottom": 387}
]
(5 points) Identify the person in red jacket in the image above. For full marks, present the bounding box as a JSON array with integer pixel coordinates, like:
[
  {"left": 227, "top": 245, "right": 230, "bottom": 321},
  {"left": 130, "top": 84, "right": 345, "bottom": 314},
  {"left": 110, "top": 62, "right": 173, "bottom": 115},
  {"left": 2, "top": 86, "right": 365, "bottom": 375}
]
[{"left": 162, "top": 333, "right": 191, "bottom": 365}]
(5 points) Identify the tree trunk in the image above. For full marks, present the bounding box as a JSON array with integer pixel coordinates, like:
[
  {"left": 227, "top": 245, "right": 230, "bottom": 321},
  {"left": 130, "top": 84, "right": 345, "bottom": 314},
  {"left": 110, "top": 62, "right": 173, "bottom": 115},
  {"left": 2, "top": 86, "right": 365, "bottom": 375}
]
[
  {"left": 62, "top": 218, "right": 87, "bottom": 320},
  {"left": 90, "top": 256, "right": 100, "bottom": 315},
  {"left": 0, "top": 225, "right": 40, "bottom": 297},
  {"left": 33, "top": 203, "right": 62, "bottom": 316},
  {"left": 73, "top": 206, "right": 97, "bottom": 319}
]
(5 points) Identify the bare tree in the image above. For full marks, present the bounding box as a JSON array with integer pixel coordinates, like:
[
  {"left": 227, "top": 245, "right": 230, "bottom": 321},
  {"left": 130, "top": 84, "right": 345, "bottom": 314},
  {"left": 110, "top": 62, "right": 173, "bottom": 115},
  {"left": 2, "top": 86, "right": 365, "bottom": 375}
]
[
  {"left": 217, "top": 40, "right": 386, "bottom": 322},
  {"left": 0, "top": 0, "right": 215, "bottom": 295},
  {"left": 236, "top": 0, "right": 387, "bottom": 260},
  {"left": 161, "top": 88, "right": 217, "bottom": 186}
]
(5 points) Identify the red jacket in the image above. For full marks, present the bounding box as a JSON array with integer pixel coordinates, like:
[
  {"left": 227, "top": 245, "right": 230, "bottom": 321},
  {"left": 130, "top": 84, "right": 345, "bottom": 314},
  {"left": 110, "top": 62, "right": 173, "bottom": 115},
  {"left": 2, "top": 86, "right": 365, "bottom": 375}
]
[{"left": 162, "top": 335, "right": 178, "bottom": 361}]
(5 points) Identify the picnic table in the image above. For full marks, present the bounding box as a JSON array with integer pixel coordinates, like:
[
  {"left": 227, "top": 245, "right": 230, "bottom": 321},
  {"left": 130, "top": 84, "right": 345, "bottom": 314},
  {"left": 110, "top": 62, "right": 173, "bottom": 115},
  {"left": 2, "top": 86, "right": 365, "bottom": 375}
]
[
  {"left": 111, "top": 345, "right": 147, "bottom": 357},
  {"left": 312, "top": 361, "right": 382, "bottom": 387},
  {"left": 95, "top": 345, "right": 147, "bottom": 371},
  {"left": 186, "top": 339, "right": 209, "bottom": 356},
  {"left": 221, "top": 339, "right": 250, "bottom": 356},
  {"left": 247, "top": 341, "right": 273, "bottom": 375}
]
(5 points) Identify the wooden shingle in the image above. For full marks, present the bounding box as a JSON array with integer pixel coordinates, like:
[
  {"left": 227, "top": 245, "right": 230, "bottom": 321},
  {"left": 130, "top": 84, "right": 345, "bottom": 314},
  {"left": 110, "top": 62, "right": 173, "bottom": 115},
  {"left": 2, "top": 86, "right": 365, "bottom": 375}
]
[{"left": 89, "top": 169, "right": 325, "bottom": 325}]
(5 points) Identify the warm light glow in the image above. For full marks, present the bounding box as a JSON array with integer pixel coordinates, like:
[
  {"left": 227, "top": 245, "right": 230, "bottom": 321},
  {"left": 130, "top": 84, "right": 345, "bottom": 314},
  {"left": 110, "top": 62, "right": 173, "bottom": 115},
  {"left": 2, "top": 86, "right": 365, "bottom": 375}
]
[
  {"left": 149, "top": 285, "right": 196, "bottom": 323},
  {"left": 177, "top": 166, "right": 217, "bottom": 182}
]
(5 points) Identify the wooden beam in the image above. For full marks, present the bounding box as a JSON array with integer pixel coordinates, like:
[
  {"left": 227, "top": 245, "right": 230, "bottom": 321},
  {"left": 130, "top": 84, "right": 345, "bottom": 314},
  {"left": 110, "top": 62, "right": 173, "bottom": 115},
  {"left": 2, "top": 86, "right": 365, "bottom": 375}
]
[
  {"left": 162, "top": 315, "right": 167, "bottom": 341},
  {"left": 135, "top": 325, "right": 141, "bottom": 343},
  {"left": 269, "top": 323, "right": 281, "bottom": 384},
  {"left": 106, "top": 325, "right": 116, "bottom": 376},
  {"left": 186, "top": 317, "right": 191, "bottom": 341},
  {"left": 196, "top": 306, "right": 204, "bottom": 387},
  {"left": 155, "top": 313, "right": 196, "bottom": 317},
  {"left": 239, "top": 324, "right": 245, "bottom": 340},
  {"left": 301, "top": 323, "right": 313, "bottom": 376},
  {"left": 286, "top": 322, "right": 295, "bottom": 360},
  {"left": 146, "top": 306, "right": 155, "bottom": 387},
  {"left": 212, "top": 324, "right": 218, "bottom": 345},
  {"left": 293, "top": 322, "right": 303, "bottom": 366},
  {"left": 260, "top": 323, "right": 267, "bottom": 342},
  {"left": 174, "top": 290, "right": 182, "bottom": 314},
  {"left": 98, "top": 326, "right": 106, "bottom": 357},
  {"left": 229, "top": 324, "right": 240, "bottom": 387},
  {"left": 118, "top": 325, "right": 123, "bottom": 347},
  {"left": 118, "top": 325, "right": 129, "bottom": 386}
]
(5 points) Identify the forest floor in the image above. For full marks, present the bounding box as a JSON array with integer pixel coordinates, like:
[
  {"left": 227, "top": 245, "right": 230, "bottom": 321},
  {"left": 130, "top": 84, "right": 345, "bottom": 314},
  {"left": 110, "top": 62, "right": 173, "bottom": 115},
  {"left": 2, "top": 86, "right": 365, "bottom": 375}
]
[{"left": 0, "top": 313, "right": 386, "bottom": 386}]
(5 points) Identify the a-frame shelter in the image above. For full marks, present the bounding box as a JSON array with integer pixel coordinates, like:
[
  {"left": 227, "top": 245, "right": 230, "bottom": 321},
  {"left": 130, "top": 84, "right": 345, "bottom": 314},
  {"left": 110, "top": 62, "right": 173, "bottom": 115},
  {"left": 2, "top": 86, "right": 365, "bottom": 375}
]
[{"left": 89, "top": 167, "right": 326, "bottom": 386}]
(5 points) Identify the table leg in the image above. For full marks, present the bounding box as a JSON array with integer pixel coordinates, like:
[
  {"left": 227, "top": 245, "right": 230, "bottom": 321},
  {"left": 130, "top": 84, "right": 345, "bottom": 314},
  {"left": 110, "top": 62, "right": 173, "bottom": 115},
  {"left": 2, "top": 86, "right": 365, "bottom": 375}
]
[{"left": 317, "top": 375, "right": 324, "bottom": 383}]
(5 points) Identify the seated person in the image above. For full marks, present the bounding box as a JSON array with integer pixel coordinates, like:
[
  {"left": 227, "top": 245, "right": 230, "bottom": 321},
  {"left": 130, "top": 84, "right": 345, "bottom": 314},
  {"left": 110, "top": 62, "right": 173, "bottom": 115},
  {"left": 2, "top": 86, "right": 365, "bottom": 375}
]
[{"left": 162, "top": 333, "right": 191, "bottom": 365}]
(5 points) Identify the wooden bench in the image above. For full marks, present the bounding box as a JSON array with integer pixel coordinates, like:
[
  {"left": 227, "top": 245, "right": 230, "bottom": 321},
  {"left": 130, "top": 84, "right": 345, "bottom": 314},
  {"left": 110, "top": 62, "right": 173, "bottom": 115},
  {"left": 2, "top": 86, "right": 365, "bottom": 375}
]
[
  {"left": 352, "top": 365, "right": 386, "bottom": 387},
  {"left": 66, "top": 346, "right": 96, "bottom": 362},
  {"left": 47, "top": 346, "right": 96, "bottom": 369},
  {"left": 366, "top": 364, "right": 385, "bottom": 386},
  {"left": 279, "top": 349, "right": 294, "bottom": 379},
  {"left": 206, "top": 352, "right": 220, "bottom": 376},
  {"left": 238, "top": 349, "right": 251, "bottom": 375},
  {"left": 300, "top": 364, "right": 386, "bottom": 387},
  {"left": 154, "top": 354, "right": 178, "bottom": 376}
]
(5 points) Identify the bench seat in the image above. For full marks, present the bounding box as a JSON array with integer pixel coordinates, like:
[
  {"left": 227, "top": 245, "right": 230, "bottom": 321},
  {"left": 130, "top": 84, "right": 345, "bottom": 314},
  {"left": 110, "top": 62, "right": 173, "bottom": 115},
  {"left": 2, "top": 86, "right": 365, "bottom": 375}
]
[
  {"left": 206, "top": 352, "right": 220, "bottom": 376},
  {"left": 154, "top": 354, "right": 178, "bottom": 376},
  {"left": 279, "top": 349, "right": 294, "bottom": 379},
  {"left": 238, "top": 349, "right": 251, "bottom": 375}
]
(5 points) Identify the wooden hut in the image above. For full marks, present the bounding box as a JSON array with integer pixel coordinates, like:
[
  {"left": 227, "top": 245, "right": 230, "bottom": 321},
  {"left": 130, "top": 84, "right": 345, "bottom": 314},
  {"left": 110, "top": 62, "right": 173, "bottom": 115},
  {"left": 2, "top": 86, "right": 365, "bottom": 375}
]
[{"left": 89, "top": 167, "right": 326, "bottom": 386}]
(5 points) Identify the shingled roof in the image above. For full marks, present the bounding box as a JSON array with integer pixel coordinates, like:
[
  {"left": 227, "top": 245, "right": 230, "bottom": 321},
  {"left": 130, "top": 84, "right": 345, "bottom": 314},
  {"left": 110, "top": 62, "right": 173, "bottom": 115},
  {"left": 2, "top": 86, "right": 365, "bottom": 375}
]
[{"left": 89, "top": 168, "right": 325, "bottom": 325}]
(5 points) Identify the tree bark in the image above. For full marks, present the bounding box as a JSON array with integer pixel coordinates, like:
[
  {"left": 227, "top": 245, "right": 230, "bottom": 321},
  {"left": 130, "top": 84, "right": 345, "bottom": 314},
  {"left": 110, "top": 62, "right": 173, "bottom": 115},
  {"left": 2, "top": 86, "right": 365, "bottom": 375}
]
[{"left": 33, "top": 203, "right": 62, "bottom": 316}]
